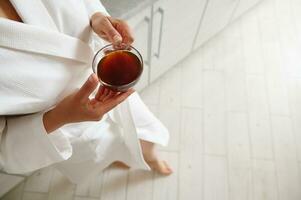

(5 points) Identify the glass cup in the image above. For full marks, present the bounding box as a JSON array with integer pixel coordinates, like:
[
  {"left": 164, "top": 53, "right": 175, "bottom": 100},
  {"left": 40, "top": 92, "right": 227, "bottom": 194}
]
[{"left": 92, "top": 44, "right": 143, "bottom": 92}]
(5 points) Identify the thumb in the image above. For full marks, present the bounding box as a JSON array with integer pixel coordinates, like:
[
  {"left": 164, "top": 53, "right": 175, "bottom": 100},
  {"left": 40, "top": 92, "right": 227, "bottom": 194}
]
[
  {"left": 75, "top": 74, "right": 98, "bottom": 101},
  {"left": 102, "top": 18, "right": 122, "bottom": 45}
]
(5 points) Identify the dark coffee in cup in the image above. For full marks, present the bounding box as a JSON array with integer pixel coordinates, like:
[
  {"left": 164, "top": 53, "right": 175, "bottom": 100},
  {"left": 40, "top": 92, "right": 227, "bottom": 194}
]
[
  {"left": 97, "top": 50, "right": 142, "bottom": 87},
  {"left": 92, "top": 44, "right": 143, "bottom": 92}
]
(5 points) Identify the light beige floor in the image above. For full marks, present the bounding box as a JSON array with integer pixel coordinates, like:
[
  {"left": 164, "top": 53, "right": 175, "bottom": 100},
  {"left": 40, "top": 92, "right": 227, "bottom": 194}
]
[{"left": 3, "top": 0, "right": 301, "bottom": 199}]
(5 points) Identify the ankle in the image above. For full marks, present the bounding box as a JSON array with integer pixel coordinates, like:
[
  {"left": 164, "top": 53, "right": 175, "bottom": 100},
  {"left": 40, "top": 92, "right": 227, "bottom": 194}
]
[{"left": 143, "top": 152, "right": 157, "bottom": 162}]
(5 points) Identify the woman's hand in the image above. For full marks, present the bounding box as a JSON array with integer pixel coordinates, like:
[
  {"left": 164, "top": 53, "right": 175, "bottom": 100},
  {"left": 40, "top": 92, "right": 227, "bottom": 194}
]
[
  {"left": 90, "top": 12, "right": 134, "bottom": 45},
  {"left": 43, "top": 74, "right": 134, "bottom": 133}
]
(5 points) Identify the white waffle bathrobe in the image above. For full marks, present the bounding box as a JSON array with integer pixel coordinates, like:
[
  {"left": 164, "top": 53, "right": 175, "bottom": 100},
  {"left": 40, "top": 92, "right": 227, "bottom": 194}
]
[{"left": 0, "top": 0, "right": 169, "bottom": 183}]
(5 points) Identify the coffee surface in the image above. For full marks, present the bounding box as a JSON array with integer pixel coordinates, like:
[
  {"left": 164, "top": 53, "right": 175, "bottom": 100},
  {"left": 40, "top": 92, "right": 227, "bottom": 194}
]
[{"left": 97, "top": 50, "right": 141, "bottom": 86}]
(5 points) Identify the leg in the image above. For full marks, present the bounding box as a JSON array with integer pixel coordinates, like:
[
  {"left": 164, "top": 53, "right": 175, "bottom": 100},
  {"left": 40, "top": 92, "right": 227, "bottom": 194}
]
[{"left": 140, "top": 139, "right": 173, "bottom": 175}]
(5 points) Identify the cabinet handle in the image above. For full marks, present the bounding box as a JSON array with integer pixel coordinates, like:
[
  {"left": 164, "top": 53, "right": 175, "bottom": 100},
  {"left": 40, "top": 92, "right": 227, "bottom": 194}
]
[
  {"left": 144, "top": 16, "right": 151, "bottom": 66},
  {"left": 154, "top": 7, "right": 164, "bottom": 58}
]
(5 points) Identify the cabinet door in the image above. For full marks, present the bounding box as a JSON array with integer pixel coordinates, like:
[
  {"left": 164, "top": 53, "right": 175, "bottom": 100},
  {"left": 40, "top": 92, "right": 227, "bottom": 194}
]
[
  {"left": 193, "top": 0, "right": 239, "bottom": 49},
  {"left": 231, "top": 0, "right": 262, "bottom": 21},
  {"left": 150, "top": 0, "right": 207, "bottom": 82},
  {"left": 126, "top": 7, "right": 152, "bottom": 91}
]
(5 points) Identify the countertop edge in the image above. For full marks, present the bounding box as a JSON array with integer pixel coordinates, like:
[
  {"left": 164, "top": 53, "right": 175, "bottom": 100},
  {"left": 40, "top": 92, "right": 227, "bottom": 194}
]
[{"left": 101, "top": 0, "right": 159, "bottom": 20}]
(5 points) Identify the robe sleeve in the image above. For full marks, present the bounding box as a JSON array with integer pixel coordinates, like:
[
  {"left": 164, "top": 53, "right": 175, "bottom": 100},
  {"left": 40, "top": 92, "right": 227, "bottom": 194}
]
[
  {"left": 0, "top": 112, "right": 72, "bottom": 174},
  {"left": 83, "top": 0, "right": 110, "bottom": 17}
]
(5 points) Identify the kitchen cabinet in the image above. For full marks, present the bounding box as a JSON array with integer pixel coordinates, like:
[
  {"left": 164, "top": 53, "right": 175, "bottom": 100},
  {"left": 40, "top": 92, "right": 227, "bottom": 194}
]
[
  {"left": 126, "top": 7, "right": 152, "bottom": 91},
  {"left": 231, "top": 0, "right": 262, "bottom": 21},
  {"left": 193, "top": 0, "right": 240, "bottom": 49},
  {"left": 150, "top": 0, "right": 207, "bottom": 82},
  {"left": 115, "top": 0, "right": 262, "bottom": 87}
]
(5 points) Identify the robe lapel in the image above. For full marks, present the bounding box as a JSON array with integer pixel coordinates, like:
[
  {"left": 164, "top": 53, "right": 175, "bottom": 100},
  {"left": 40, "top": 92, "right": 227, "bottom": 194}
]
[
  {"left": 10, "top": 0, "right": 58, "bottom": 31},
  {"left": 0, "top": 19, "right": 94, "bottom": 64},
  {"left": 0, "top": 0, "right": 94, "bottom": 64}
]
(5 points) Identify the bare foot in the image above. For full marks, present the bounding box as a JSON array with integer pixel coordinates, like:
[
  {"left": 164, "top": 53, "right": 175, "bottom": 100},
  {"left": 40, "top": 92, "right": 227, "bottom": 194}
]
[
  {"left": 111, "top": 140, "right": 173, "bottom": 175},
  {"left": 146, "top": 160, "right": 173, "bottom": 175},
  {"left": 140, "top": 140, "right": 173, "bottom": 175}
]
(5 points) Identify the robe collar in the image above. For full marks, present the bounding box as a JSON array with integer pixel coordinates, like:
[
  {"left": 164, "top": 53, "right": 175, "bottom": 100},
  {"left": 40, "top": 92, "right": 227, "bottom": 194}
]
[
  {"left": 0, "top": 0, "right": 94, "bottom": 64},
  {"left": 10, "top": 0, "right": 58, "bottom": 31}
]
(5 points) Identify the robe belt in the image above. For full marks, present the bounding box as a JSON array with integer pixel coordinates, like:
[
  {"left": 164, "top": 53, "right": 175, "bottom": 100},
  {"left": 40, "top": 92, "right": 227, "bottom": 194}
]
[{"left": 0, "top": 19, "right": 94, "bottom": 64}]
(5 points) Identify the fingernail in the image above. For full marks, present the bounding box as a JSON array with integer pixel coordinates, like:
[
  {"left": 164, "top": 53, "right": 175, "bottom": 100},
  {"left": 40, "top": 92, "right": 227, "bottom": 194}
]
[
  {"left": 89, "top": 74, "right": 97, "bottom": 82},
  {"left": 113, "top": 35, "right": 122, "bottom": 44}
]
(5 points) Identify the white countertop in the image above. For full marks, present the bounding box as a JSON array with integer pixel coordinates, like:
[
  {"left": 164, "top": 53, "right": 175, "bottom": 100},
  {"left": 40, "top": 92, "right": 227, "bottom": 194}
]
[{"left": 101, "top": 0, "right": 157, "bottom": 19}]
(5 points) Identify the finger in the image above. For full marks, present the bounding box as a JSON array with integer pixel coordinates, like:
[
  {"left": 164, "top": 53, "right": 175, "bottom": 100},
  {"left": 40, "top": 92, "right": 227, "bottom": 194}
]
[
  {"left": 102, "top": 90, "right": 117, "bottom": 102},
  {"left": 101, "top": 18, "right": 122, "bottom": 45},
  {"left": 91, "top": 89, "right": 116, "bottom": 106},
  {"left": 92, "top": 89, "right": 134, "bottom": 114},
  {"left": 115, "top": 21, "right": 134, "bottom": 45},
  {"left": 101, "top": 89, "right": 134, "bottom": 113},
  {"left": 95, "top": 86, "right": 105, "bottom": 101},
  {"left": 96, "top": 87, "right": 110, "bottom": 102},
  {"left": 75, "top": 74, "right": 98, "bottom": 101},
  {"left": 97, "top": 32, "right": 110, "bottom": 42},
  {"left": 104, "top": 88, "right": 110, "bottom": 96}
]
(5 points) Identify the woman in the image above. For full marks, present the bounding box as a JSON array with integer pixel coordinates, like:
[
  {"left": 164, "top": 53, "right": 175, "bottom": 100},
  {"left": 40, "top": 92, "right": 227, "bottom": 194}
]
[{"left": 0, "top": 0, "right": 171, "bottom": 183}]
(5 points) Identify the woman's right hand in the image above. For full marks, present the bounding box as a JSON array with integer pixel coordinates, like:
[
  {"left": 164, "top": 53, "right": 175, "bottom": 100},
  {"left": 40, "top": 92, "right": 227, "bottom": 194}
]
[{"left": 43, "top": 73, "right": 134, "bottom": 133}]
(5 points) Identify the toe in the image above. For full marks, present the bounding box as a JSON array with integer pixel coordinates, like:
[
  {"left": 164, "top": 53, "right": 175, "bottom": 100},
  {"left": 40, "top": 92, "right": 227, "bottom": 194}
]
[
  {"left": 148, "top": 160, "right": 173, "bottom": 175},
  {"left": 161, "top": 161, "right": 173, "bottom": 175}
]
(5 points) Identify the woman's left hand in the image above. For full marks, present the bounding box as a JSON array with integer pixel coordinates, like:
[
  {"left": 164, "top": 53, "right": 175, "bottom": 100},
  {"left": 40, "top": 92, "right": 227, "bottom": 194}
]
[{"left": 90, "top": 12, "right": 134, "bottom": 45}]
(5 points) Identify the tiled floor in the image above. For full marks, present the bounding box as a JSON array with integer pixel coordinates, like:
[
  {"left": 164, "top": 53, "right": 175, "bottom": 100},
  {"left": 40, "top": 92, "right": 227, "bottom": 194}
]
[{"left": 3, "top": 0, "right": 301, "bottom": 199}]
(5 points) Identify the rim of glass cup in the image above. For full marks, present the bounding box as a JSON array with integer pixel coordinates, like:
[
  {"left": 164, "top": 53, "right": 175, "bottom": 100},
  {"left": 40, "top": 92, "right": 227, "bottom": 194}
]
[{"left": 92, "top": 43, "right": 144, "bottom": 90}]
